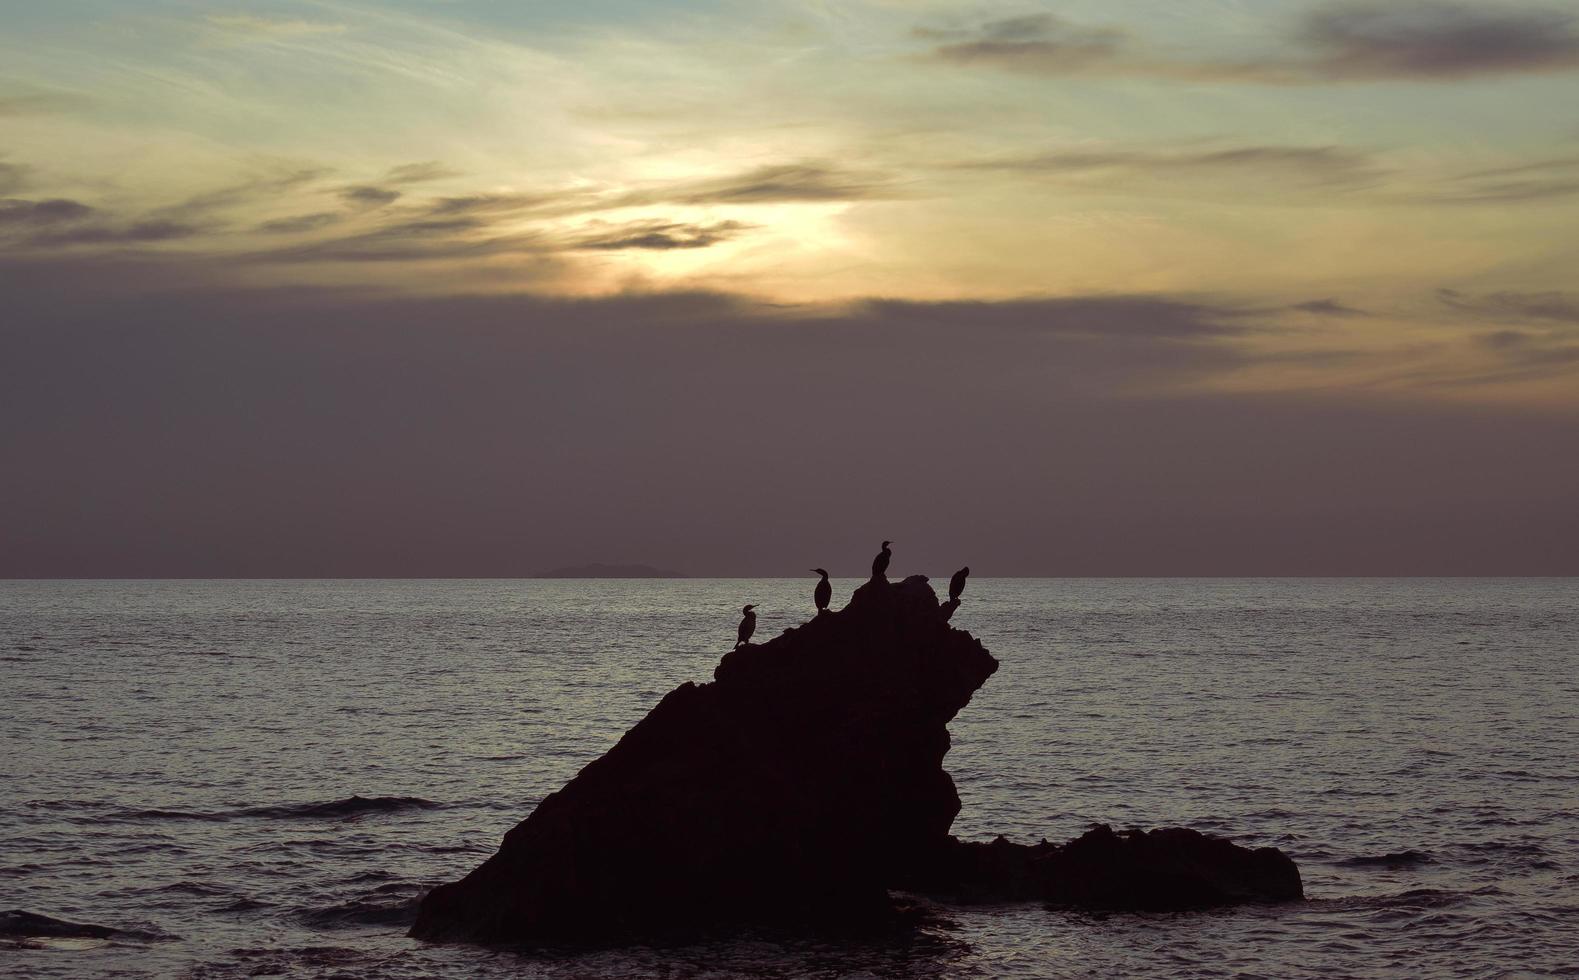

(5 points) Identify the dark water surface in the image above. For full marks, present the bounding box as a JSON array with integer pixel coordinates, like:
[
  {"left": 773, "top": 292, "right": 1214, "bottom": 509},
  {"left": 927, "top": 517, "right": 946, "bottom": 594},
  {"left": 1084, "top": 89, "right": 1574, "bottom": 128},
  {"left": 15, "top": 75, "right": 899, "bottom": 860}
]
[{"left": 2, "top": 578, "right": 1576, "bottom": 978}]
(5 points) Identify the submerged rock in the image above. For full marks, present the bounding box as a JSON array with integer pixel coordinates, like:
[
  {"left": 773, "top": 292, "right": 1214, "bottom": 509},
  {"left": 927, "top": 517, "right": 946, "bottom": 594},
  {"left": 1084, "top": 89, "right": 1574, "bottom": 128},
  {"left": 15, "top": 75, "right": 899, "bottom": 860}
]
[
  {"left": 0, "top": 909, "right": 170, "bottom": 949},
  {"left": 411, "top": 575, "right": 998, "bottom": 945},
  {"left": 902, "top": 825, "right": 1303, "bottom": 910},
  {"left": 411, "top": 574, "right": 1303, "bottom": 946},
  {"left": 0, "top": 910, "right": 123, "bottom": 941}
]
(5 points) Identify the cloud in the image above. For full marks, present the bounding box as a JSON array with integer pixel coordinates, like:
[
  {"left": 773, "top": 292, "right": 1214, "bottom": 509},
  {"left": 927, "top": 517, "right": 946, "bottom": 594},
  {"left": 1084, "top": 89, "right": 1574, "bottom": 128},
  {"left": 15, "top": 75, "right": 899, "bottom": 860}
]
[
  {"left": 917, "top": 2, "right": 1579, "bottom": 84},
  {"left": 957, "top": 143, "right": 1384, "bottom": 190},
  {"left": 0, "top": 167, "right": 339, "bottom": 253},
  {"left": 920, "top": 14, "right": 1128, "bottom": 73},
  {"left": 629, "top": 162, "right": 899, "bottom": 206},
  {"left": 384, "top": 161, "right": 462, "bottom": 184},
  {"left": 0, "top": 154, "right": 868, "bottom": 264},
  {"left": 1291, "top": 298, "right": 1370, "bottom": 317},
  {"left": 1437, "top": 289, "right": 1579, "bottom": 383},
  {"left": 247, "top": 160, "right": 888, "bottom": 264},
  {"left": 0, "top": 198, "right": 96, "bottom": 227},
  {"left": 570, "top": 220, "right": 751, "bottom": 251},
  {"left": 258, "top": 217, "right": 538, "bottom": 263},
  {"left": 1439, "top": 288, "right": 1579, "bottom": 324},
  {"left": 340, "top": 185, "right": 402, "bottom": 208},
  {"left": 1300, "top": 2, "right": 1579, "bottom": 80},
  {"left": 205, "top": 14, "right": 348, "bottom": 39},
  {"left": 153, "top": 168, "right": 328, "bottom": 221},
  {"left": 425, "top": 193, "right": 552, "bottom": 217},
  {"left": 255, "top": 212, "right": 343, "bottom": 235},
  {"left": 0, "top": 166, "right": 330, "bottom": 252},
  {"left": 1424, "top": 156, "right": 1579, "bottom": 204},
  {"left": 28, "top": 220, "right": 200, "bottom": 247},
  {"left": 261, "top": 212, "right": 754, "bottom": 262}
]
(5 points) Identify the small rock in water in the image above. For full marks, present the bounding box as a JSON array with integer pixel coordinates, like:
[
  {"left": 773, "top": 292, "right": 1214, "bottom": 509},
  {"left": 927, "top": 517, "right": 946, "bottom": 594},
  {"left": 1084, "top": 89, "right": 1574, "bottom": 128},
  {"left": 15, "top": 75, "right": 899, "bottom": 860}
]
[{"left": 902, "top": 825, "right": 1303, "bottom": 910}]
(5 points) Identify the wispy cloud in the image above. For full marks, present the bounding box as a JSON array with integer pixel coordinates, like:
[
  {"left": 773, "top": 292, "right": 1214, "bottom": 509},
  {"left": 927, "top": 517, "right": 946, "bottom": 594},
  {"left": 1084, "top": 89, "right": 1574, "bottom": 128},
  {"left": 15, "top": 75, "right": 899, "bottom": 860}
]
[
  {"left": 340, "top": 185, "right": 402, "bottom": 208},
  {"left": 255, "top": 212, "right": 343, "bottom": 235},
  {"left": 1440, "top": 288, "right": 1579, "bottom": 324},
  {"left": 1300, "top": 2, "right": 1579, "bottom": 80},
  {"left": 954, "top": 143, "right": 1386, "bottom": 192},
  {"left": 570, "top": 220, "right": 751, "bottom": 251},
  {"left": 0, "top": 198, "right": 95, "bottom": 226},
  {"left": 205, "top": 14, "right": 348, "bottom": 40},
  {"left": 384, "top": 161, "right": 462, "bottom": 184},
  {"left": 29, "top": 220, "right": 199, "bottom": 247},
  {"left": 259, "top": 212, "right": 755, "bottom": 263},
  {"left": 1291, "top": 298, "right": 1371, "bottom": 317},
  {"left": 918, "top": 14, "right": 1128, "bottom": 74},
  {"left": 424, "top": 193, "right": 553, "bottom": 217},
  {"left": 1422, "top": 156, "right": 1579, "bottom": 204},
  {"left": 258, "top": 217, "right": 520, "bottom": 263},
  {"left": 919, "top": 2, "right": 1579, "bottom": 84},
  {"left": 152, "top": 168, "right": 329, "bottom": 221},
  {"left": 0, "top": 156, "right": 853, "bottom": 266},
  {"left": 626, "top": 162, "right": 900, "bottom": 206}
]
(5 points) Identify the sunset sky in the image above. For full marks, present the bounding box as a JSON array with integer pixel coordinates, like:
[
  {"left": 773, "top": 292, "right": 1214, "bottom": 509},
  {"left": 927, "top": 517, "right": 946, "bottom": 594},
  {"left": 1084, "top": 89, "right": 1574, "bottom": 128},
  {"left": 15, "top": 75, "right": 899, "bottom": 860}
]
[{"left": 4, "top": 1, "right": 1578, "bottom": 575}]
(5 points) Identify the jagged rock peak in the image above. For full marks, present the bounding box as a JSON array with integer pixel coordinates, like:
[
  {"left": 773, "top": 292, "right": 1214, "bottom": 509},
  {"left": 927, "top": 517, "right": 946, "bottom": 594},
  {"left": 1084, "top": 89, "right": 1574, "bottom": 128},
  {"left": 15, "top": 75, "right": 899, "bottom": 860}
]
[{"left": 410, "top": 574, "right": 998, "bottom": 945}]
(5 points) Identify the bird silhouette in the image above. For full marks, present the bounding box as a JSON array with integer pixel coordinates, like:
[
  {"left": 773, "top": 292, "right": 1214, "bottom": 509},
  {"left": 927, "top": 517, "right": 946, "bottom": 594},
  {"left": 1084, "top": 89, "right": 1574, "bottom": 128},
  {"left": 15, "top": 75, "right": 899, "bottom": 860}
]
[
  {"left": 811, "top": 569, "right": 831, "bottom": 615},
  {"left": 949, "top": 566, "right": 970, "bottom": 602},
  {"left": 735, "top": 604, "right": 757, "bottom": 648},
  {"left": 940, "top": 597, "right": 961, "bottom": 623},
  {"left": 871, "top": 541, "right": 892, "bottom": 580}
]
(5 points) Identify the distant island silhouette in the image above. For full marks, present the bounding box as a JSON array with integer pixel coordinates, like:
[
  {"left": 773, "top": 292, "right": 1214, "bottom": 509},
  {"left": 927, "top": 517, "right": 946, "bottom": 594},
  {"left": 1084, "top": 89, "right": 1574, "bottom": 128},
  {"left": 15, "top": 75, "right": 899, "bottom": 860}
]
[{"left": 533, "top": 563, "right": 688, "bottom": 579}]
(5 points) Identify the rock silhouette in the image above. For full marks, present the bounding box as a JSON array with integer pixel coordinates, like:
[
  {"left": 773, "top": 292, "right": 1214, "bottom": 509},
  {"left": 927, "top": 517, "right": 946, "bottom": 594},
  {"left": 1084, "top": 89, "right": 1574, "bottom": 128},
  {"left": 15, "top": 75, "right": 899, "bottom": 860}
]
[
  {"left": 411, "top": 574, "right": 993, "bottom": 944},
  {"left": 410, "top": 574, "right": 1302, "bottom": 947},
  {"left": 0, "top": 909, "right": 169, "bottom": 949},
  {"left": 901, "top": 825, "right": 1302, "bottom": 910},
  {"left": 0, "top": 910, "right": 123, "bottom": 942}
]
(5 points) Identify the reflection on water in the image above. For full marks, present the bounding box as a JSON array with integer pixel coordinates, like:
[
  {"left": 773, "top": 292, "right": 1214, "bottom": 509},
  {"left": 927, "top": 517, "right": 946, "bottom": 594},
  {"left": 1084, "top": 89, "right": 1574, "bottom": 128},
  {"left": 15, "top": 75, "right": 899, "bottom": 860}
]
[{"left": 2, "top": 577, "right": 1576, "bottom": 978}]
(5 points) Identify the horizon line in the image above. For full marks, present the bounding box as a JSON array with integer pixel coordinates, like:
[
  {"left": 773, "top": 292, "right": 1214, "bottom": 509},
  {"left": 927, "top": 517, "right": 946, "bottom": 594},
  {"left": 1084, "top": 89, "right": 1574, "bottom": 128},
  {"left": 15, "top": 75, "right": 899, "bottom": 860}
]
[{"left": 5, "top": 574, "right": 1577, "bottom": 582}]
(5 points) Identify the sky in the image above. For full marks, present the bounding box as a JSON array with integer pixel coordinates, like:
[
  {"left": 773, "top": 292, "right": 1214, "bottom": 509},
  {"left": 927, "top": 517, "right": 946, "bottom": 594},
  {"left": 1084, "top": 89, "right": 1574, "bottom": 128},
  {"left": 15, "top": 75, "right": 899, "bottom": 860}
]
[{"left": 2, "top": 0, "right": 1578, "bottom": 576}]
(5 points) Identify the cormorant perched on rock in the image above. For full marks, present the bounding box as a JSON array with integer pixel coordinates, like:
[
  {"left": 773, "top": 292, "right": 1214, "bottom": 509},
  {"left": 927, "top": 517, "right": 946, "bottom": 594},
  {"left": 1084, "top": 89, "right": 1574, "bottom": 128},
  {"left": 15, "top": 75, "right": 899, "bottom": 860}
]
[
  {"left": 949, "top": 566, "right": 970, "bottom": 602},
  {"left": 811, "top": 569, "right": 832, "bottom": 615},
  {"left": 735, "top": 605, "right": 757, "bottom": 648},
  {"left": 940, "top": 597, "right": 961, "bottom": 623},
  {"left": 871, "top": 541, "right": 892, "bottom": 580}
]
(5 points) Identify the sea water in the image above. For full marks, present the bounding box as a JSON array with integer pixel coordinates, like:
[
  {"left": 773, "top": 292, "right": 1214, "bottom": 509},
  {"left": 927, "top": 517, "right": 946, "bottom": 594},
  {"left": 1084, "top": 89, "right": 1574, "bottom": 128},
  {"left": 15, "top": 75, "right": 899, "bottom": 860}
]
[{"left": 2, "top": 578, "right": 1576, "bottom": 978}]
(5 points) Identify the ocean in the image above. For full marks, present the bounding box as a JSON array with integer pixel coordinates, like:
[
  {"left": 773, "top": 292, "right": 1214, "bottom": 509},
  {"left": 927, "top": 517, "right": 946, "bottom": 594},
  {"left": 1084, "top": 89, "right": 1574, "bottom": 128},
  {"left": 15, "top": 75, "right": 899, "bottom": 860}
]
[{"left": 2, "top": 578, "right": 1575, "bottom": 978}]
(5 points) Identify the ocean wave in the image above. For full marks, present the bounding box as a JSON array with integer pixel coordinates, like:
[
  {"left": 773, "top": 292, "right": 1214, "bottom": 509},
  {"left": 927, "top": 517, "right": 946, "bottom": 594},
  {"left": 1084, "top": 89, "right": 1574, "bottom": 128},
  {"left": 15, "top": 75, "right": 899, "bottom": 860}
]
[
  {"left": 42, "top": 795, "right": 443, "bottom": 824},
  {"left": 296, "top": 884, "right": 429, "bottom": 929},
  {"left": 239, "top": 796, "right": 441, "bottom": 819},
  {"left": 112, "top": 807, "right": 230, "bottom": 822},
  {"left": 1312, "top": 885, "right": 1505, "bottom": 913},
  {"left": 1458, "top": 840, "right": 1546, "bottom": 854},
  {"left": 1338, "top": 850, "right": 1434, "bottom": 868}
]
